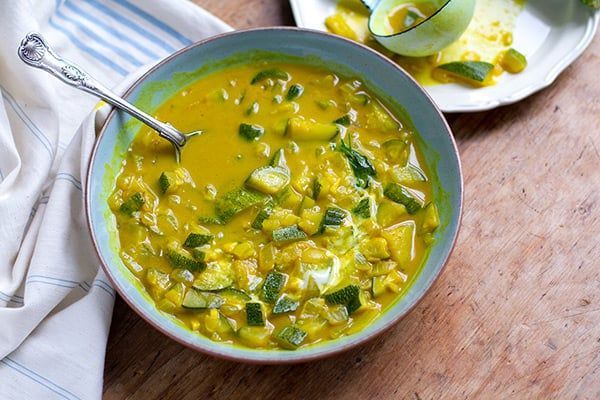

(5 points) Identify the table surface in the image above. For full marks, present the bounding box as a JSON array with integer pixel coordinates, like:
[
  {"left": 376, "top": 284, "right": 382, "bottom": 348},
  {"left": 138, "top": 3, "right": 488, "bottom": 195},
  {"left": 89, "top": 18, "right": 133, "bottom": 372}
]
[{"left": 103, "top": 1, "right": 600, "bottom": 398}]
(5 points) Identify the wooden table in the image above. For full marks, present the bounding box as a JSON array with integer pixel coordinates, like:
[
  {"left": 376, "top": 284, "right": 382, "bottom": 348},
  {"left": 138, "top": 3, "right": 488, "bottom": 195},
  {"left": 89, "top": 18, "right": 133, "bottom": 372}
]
[{"left": 103, "top": 1, "right": 600, "bottom": 398}]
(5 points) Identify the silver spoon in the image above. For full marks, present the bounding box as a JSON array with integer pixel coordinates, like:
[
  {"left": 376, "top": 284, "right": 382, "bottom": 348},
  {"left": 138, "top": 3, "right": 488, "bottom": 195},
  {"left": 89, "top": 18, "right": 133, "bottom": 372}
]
[{"left": 17, "top": 32, "right": 199, "bottom": 161}]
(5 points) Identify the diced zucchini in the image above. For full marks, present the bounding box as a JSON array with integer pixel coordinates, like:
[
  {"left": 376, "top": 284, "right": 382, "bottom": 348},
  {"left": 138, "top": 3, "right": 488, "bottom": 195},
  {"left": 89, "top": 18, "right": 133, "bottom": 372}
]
[
  {"left": 246, "top": 302, "right": 265, "bottom": 326},
  {"left": 119, "top": 192, "right": 144, "bottom": 216},
  {"left": 251, "top": 201, "right": 274, "bottom": 230},
  {"left": 377, "top": 199, "right": 407, "bottom": 227},
  {"left": 261, "top": 271, "right": 287, "bottom": 303},
  {"left": 274, "top": 186, "right": 303, "bottom": 210},
  {"left": 434, "top": 61, "right": 495, "bottom": 86},
  {"left": 312, "top": 177, "right": 322, "bottom": 200},
  {"left": 383, "top": 183, "right": 423, "bottom": 214},
  {"left": 391, "top": 164, "right": 427, "bottom": 184},
  {"left": 286, "top": 84, "right": 304, "bottom": 101},
  {"left": 239, "top": 123, "right": 265, "bottom": 141},
  {"left": 183, "top": 232, "right": 214, "bottom": 248},
  {"left": 215, "top": 188, "right": 266, "bottom": 222},
  {"left": 382, "top": 139, "right": 409, "bottom": 165},
  {"left": 198, "top": 215, "right": 225, "bottom": 225},
  {"left": 165, "top": 245, "right": 206, "bottom": 272},
  {"left": 366, "top": 102, "right": 399, "bottom": 132},
  {"left": 324, "top": 284, "right": 360, "bottom": 314},
  {"left": 422, "top": 203, "right": 440, "bottom": 233},
  {"left": 191, "top": 248, "right": 206, "bottom": 261},
  {"left": 238, "top": 326, "right": 271, "bottom": 347},
  {"left": 326, "top": 305, "right": 349, "bottom": 325},
  {"left": 193, "top": 269, "right": 233, "bottom": 291},
  {"left": 319, "top": 207, "right": 348, "bottom": 233},
  {"left": 272, "top": 225, "right": 307, "bottom": 243},
  {"left": 251, "top": 69, "right": 290, "bottom": 84},
  {"left": 299, "top": 196, "right": 316, "bottom": 212},
  {"left": 338, "top": 139, "right": 376, "bottom": 188},
  {"left": 286, "top": 117, "right": 339, "bottom": 141},
  {"left": 352, "top": 198, "right": 371, "bottom": 218},
  {"left": 359, "top": 237, "right": 391, "bottom": 261},
  {"left": 204, "top": 309, "right": 235, "bottom": 334},
  {"left": 182, "top": 289, "right": 224, "bottom": 309},
  {"left": 275, "top": 325, "right": 307, "bottom": 349},
  {"left": 158, "top": 172, "right": 177, "bottom": 194},
  {"left": 501, "top": 48, "right": 527, "bottom": 74},
  {"left": 245, "top": 166, "right": 290, "bottom": 195},
  {"left": 270, "top": 148, "right": 288, "bottom": 169},
  {"left": 219, "top": 287, "right": 251, "bottom": 303},
  {"left": 333, "top": 114, "right": 352, "bottom": 127},
  {"left": 272, "top": 295, "right": 300, "bottom": 314},
  {"left": 371, "top": 260, "right": 397, "bottom": 276},
  {"left": 381, "top": 222, "right": 415, "bottom": 265},
  {"left": 372, "top": 276, "right": 387, "bottom": 298},
  {"left": 245, "top": 101, "right": 259, "bottom": 116}
]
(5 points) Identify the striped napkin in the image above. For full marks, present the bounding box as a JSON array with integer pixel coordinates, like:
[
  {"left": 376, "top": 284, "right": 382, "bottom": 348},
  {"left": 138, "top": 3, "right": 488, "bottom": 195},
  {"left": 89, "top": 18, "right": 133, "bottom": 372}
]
[{"left": 0, "top": 1, "right": 231, "bottom": 398}]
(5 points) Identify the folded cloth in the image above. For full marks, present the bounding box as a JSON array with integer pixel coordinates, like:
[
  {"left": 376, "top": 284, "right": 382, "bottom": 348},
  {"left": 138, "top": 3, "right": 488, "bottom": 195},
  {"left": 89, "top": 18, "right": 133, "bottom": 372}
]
[{"left": 0, "top": 1, "right": 231, "bottom": 398}]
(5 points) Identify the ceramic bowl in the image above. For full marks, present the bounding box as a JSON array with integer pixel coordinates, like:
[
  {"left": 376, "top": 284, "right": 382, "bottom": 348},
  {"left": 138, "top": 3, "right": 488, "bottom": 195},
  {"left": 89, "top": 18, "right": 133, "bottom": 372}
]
[
  {"left": 364, "top": 0, "right": 476, "bottom": 57},
  {"left": 86, "top": 27, "right": 463, "bottom": 363}
]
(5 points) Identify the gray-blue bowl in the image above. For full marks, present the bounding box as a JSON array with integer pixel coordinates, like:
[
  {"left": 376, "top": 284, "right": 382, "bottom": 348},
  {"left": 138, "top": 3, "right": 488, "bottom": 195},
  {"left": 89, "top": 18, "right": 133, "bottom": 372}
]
[{"left": 85, "top": 27, "right": 463, "bottom": 364}]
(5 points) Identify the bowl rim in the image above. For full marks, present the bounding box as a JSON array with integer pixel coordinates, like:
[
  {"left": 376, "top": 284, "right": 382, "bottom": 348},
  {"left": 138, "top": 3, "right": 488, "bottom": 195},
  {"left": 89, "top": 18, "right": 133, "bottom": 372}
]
[{"left": 85, "top": 26, "right": 463, "bottom": 364}]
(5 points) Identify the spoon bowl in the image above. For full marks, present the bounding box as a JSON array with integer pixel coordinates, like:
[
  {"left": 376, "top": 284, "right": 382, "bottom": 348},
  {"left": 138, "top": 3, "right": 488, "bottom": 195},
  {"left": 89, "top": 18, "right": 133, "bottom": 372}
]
[{"left": 362, "top": 0, "right": 475, "bottom": 57}]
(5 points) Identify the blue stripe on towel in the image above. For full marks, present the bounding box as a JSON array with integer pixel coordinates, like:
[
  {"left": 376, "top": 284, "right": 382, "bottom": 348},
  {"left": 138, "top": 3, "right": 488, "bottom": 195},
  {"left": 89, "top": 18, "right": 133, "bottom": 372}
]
[
  {"left": 54, "top": 7, "right": 144, "bottom": 68},
  {"left": 55, "top": 173, "right": 82, "bottom": 191},
  {"left": 111, "top": 0, "right": 193, "bottom": 45},
  {"left": 62, "top": 0, "right": 161, "bottom": 59},
  {"left": 1, "top": 90, "right": 54, "bottom": 158},
  {"left": 85, "top": 0, "right": 178, "bottom": 53},
  {"left": 0, "top": 357, "right": 81, "bottom": 400},
  {"left": 48, "top": 18, "right": 128, "bottom": 76}
]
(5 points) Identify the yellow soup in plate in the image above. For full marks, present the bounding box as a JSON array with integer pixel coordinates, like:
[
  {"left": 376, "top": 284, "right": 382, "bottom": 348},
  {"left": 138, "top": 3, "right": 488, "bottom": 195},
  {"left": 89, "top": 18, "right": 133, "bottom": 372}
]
[{"left": 109, "top": 62, "right": 440, "bottom": 350}]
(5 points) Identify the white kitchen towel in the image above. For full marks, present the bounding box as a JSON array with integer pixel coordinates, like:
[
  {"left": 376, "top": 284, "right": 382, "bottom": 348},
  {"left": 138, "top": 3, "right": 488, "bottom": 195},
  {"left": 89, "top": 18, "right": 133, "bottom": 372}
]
[{"left": 0, "top": 1, "right": 231, "bottom": 398}]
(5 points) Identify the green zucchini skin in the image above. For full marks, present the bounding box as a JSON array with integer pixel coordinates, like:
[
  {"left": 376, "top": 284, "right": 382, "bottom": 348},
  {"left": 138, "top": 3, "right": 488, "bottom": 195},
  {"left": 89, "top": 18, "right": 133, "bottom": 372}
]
[
  {"left": 183, "top": 233, "right": 214, "bottom": 248},
  {"left": 286, "top": 84, "right": 304, "bottom": 101},
  {"left": 246, "top": 302, "right": 266, "bottom": 326},
  {"left": 239, "top": 123, "right": 265, "bottom": 141},
  {"left": 261, "top": 272, "right": 287, "bottom": 303},
  {"left": 251, "top": 69, "right": 290, "bottom": 84},
  {"left": 272, "top": 296, "right": 300, "bottom": 314},
  {"left": 383, "top": 183, "right": 422, "bottom": 214},
  {"left": 275, "top": 325, "right": 308, "bottom": 349},
  {"left": 352, "top": 198, "right": 371, "bottom": 218},
  {"left": 165, "top": 247, "right": 206, "bottom": 272},
  {"left": 324, "top": 284, "right": 362, "bottom": 314},
  {"left": 272, "top": 225, "right": 307, "bottom": 243},
  {"left": 182, "top": 290, "right": 224, "bottom": 309},
  {"left": 119, "top": 192, "right": 144, "bottom": 216},
  {"left": 320, "top": 207, "right": 348, "bottom": 233}
]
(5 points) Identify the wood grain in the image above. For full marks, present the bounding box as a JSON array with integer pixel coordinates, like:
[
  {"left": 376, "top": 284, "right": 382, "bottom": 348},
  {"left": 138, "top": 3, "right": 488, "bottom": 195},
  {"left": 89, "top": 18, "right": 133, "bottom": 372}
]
[{"left": 103, "top": 1, "right": 600, "bottom": 398}]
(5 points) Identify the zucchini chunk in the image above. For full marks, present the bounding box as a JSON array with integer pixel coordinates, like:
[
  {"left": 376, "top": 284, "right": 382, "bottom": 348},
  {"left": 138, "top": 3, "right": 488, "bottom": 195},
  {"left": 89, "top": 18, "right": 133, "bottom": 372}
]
[
  {"left": 320, "top": 207, "right": 348, "bottom": 233},
  {"left": 251, "top": 68, "right": 290, "bottom": 84},
  {"left": 272, "top": 295, "right": 300, "bottom": 314},
  {"left": 245, "top": 166, "right": 290, "bottom": 195},
  {"left": 272, "top": 225, "right": 308, "bottom": 243},
  {"left": 119, "top": 192, "right": 144, "bottom": 216},
  {"left": 275, "top": 325, "right": 308, "bottom": 349},
  {"left": 182, "top": 289, "right": 224, "bottom": 309},
  {"left": 239, "top": 123, "right": 265, "bottom": 141},
  {"left": 383, "top": 183, "right": 423, "bottom": 214},
  {"left": 352, "top": 198, "right": 371, "bottom": 219},
  {"left": 165, "top": 245, "right": 206, "bottom": 272},
  {"left": 251, "top": 201, "right": 274, "bottom": 230},
  {"left": 158, "top": 172, "right": 177, "bottom": 194},
  {"left": 382, "top": 139, "right": 409, "bottom": 165},
  {"left": 270, "top": 148, "right": 288, "bottom": 169},
  {"left": 193, "top": 270, "right": 233, "bottom": 291},
  {"left": 372, "top": 276, "right": 386, "bottom": 298},
  {"left": 324, "top": 284, "right": 362, "bottom": 314},
  {"left": 246, "top": 302, "right": 266, "bottom": 326},
  {"left": 183, "top": 232, "right": 214, "bottom": 248},
  {"left": 312, "top": 177, "right": 322, "bottom": 200},
  {"left": 286, "top": 84, "right": 304, "bottom": 101},
  {"left": 501, "top": 48, "right": 527, "bottom": 74},
  {"left": 286, "top": 117, "right": 339, "bottom": 141},
  {"left": 434, "top": 61, "right": 495, "bottom": 86},
  {"left": 338, "top": 139, "right": 376, "bottom": 188},
  {"left": 391, "top": 164, "right": 427, "bottom": 184},
  {"left": 333, "top": 114, "right": 352, "bottom": 127},
  {"left": 261, "top": 271, "right": 287, "bottom": 303},
  {"left": 219, "top": 288, "right": 251, "bottom": 302},
  {"left": 215, "top": 188, "right": 266, "bottom": 223}
]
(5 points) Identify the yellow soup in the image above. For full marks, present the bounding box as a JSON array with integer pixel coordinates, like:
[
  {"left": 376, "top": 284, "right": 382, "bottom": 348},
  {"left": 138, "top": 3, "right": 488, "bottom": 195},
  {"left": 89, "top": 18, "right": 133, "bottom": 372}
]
[
  {"left": 386, "top": 2, "right": 438, "bottom": 34},
  {"left": 109, "top": 61, "right": 440, "bottom": 350}
]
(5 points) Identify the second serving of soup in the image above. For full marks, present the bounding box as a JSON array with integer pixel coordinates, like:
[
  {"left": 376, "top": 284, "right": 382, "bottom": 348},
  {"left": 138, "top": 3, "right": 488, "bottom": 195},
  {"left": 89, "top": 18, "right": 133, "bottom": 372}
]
[{"left": 109, "top": 61, "right": 440, "bottom": 350}]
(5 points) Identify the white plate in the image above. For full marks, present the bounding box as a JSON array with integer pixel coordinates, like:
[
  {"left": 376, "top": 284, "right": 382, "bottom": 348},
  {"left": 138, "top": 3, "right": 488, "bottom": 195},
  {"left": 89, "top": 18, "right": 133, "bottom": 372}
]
[{"left": 289, "top": 0, "right": 599, "bottom": 112}]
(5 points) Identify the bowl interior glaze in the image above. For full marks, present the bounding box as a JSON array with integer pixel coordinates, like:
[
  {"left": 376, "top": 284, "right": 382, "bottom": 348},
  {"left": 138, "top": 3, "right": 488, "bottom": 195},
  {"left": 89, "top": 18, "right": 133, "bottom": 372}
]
[{"left": 86, "top": 28, "right": 462, "bottom": 363}]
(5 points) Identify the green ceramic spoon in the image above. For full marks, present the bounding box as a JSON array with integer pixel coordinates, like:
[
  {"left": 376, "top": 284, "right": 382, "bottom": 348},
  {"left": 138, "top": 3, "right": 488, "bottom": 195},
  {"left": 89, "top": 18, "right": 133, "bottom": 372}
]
[{"left": 361, "top": 0, "right": 476, "bottom": 57}]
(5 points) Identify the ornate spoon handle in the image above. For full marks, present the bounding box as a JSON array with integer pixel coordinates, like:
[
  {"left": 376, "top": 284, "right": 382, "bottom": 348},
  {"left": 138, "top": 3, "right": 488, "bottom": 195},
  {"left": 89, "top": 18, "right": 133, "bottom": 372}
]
[{"left": 17, "top": 32, "right": 188, "bottom": 149}]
